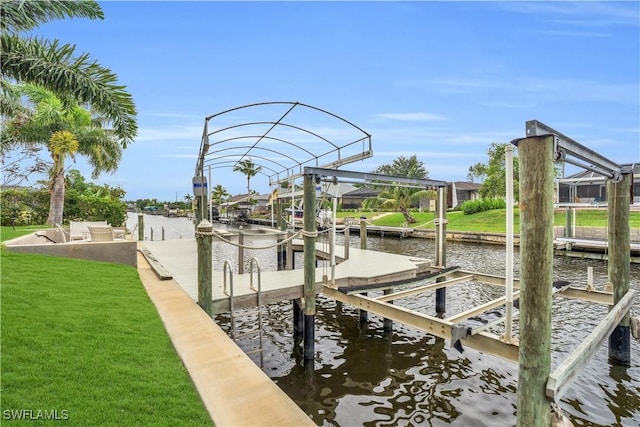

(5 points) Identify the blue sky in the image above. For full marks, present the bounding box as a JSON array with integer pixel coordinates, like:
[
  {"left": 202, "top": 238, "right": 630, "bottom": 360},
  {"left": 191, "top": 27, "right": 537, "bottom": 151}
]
[{"left": 29, "top": 0, "right": 640, "bottom": 201}]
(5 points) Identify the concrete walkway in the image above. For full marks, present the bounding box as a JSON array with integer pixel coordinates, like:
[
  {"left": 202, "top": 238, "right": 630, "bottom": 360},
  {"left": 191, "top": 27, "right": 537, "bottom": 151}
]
[{"left": 136, "top": 250, "right": 314, "bottom": 427}]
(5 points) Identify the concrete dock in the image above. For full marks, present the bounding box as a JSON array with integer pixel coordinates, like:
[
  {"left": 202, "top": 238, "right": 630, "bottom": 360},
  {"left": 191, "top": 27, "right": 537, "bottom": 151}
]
[{"left": 137, "top": 249, "right": 315, "bottom": 426}]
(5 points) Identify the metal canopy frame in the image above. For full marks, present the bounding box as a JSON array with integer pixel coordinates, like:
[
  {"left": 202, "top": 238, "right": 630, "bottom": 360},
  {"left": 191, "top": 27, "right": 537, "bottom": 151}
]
[
  {"left": 195, "top": 101, "right": 374, "bottom": 187},
  {"left": 513, "top": 120, "right": 626, "bottom": 182},
  {"left": 303, "top": 166, "right": 448, "bottom": 189}
]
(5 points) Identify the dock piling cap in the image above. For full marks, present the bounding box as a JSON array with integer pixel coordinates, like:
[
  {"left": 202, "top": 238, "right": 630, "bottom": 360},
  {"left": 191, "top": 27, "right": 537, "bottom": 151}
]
[{"left": 197, "top": 219, "right": 213, "bottom": 232}]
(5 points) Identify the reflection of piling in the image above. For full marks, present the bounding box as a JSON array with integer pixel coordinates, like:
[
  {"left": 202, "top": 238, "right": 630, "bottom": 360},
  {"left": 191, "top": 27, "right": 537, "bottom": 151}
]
[
  {"left": 293, "top": 299, "right": 303, "bottom": 340},
  {"left": 516, "top": 135, "right": 554, "bottom": 427},
  {"left": 383, "top": 289, "right": 393, "bottom": 331},
  {"left": 196, "top": 219, "right": 213, "bottom": 316},
  {"left": 608, "top": 173, "right": 631, "bottom": 365}
]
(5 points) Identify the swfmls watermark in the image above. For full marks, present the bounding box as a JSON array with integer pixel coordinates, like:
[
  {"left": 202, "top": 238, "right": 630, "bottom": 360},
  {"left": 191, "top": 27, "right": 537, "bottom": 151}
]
[{"left": 2, "top": 409, "right": 69, "bottom": 421}]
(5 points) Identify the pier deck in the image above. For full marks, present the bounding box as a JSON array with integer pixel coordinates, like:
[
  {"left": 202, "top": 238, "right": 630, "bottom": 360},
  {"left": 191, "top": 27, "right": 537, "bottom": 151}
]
[
  {"left": 554, "top": 237, "right": 640, "bottom": 263},
  {"left": 141, "top": 239, "right": 432, "bottom": 314}
]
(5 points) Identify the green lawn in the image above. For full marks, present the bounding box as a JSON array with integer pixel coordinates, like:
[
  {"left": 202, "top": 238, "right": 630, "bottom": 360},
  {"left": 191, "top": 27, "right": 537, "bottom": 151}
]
[
  {"left": 1, "top": 249, "right": 212, "bottom": 426},
  {"left": 345, "top": 209, "right": 640, "bottom": 233},
  {"left": 0, "top": 225, "right": 50, "bottom": 242}
]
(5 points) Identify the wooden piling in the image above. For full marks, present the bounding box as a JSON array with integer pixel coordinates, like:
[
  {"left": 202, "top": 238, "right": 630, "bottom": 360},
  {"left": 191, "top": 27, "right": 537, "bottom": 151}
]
[
  {"left": 608, "top": 173, "right": 631, "bottom": 365},
  {"left": 238, "top": 230, "right": 244, "bottom": 274},
  {"left": 196, "top": 219, "right": 213, "bottom": 316},
  {"left": 565, "top": 207, "right": 573, "bottom": 238},
  {"left": 302, "top": 174, "right": 316, "bottom": 360},
  {"left": 360, "top": 218, "right": 367, "bottom": 250},
  {"left": 344, "top": 226, "right": 350, "bottom": 260},
  {"left": 150, "top": 227, "right": 154, "bottom": 241},
  {"left": 516, "top": 135, "right": 555, "bottom": 427},
  {"left": 287, "top": 230, "right": 294, "bottom": 270},
  {"left": 162, "top": 226, "right": 165, "bottom": 241},
  {"left": 276, "top": 200, "right": 285, "bottom": 231},
  {"left": 435, "top": 186, "right": 447, "bottom": 315},
  {"left": 277, "top": 233, "right": 285, "bottom": 271},
  {"left": 358, "top": 219, "right": 369, "bottom": 321},
  {"left": 137, "top": 214, "right": 144, "bottom": 241}
]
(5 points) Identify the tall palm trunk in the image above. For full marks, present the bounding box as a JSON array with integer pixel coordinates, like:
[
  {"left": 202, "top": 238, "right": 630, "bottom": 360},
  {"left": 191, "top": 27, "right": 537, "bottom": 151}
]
[{"left": 47, "top": 167, "right": 65, "bottom": 225}]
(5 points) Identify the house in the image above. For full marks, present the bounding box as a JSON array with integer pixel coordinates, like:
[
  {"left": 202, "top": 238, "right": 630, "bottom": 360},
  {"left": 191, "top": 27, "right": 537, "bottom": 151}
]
[
  {"left": 557, "top": 163, "right": 639, "bottom": 204},
  {"left": 448, "top": 181, "right": 481, "bottom": 209},
  {"left": 276, "top": 182, "right": 357, "bottom": 207},
  {"left": 341, "top": 187, "right": 379, "bottom": 209}
]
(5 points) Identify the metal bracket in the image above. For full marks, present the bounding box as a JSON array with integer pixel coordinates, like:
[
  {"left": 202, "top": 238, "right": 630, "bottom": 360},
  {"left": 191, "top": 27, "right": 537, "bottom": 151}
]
[{"left": 525, "top": 120, "right": 623, "bottom": 182}]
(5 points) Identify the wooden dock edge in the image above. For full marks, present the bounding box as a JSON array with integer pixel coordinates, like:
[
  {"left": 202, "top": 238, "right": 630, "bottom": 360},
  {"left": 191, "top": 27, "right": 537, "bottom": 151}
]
[
  {"left": 138, "top": 245, "right": 172, "bottom": 280},
  {"left": 136, "top": 251, "right": 314, "bottom": 427}
]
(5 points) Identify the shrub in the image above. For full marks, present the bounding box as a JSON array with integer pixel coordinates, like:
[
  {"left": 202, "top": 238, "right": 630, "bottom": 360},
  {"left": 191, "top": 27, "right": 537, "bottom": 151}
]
[{"left": 460, "top": 198, "right": 506, "bottom": 215}]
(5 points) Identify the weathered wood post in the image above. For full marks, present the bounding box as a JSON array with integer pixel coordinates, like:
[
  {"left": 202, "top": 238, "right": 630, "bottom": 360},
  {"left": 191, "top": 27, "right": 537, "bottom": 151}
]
[
  {"left": 196, "top": 219, "right": 213, "bottom": 316},
  {"left": 358, "top": 219, "right": 369, "bottom": 322},
  {"left": 435, "top": 186, "right": 448, "bottom": 315},
  {"left": 162, "top": 226, "right": 165, "bottom": 241},
  {"left": 238, "top": 229, "right": 244, "bottom": 274},
  {"left": 302, "top": 173, "right": 317, "bottom": 360},
  {"left": 150, "top": 227, "right": 154, "bottom": 241},
  {"left": 516, "top": 135, "right": 555, "bottom": 427},
  {"left": 286, "top": 230, "right": 294, "bottom": 270},
  {"left": 277, "top": 232, "right": 285, "bottom": 271},
  {"left": 504, "top": 144, "right": 515, "bottom": 342},
  {"left": 565, "top": 207, "right": 573, "bottom": 238},
  {"left": 137, "top": 213, "right": 144, "bottom": 241},
  {"left": 608, "top": 172, "right": 631, "bottom": 365},
  {"left": 344, "top": 225, "right": 350, "bottom": 260}
]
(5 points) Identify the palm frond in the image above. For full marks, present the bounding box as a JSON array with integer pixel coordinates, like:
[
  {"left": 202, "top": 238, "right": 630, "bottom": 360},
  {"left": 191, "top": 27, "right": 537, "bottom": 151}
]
[
  {"left": 0, "top": 0, "right": 103, "bottom": 33},
  {"left": 1, "top": 35, "right": 137, "bottom": 146}
]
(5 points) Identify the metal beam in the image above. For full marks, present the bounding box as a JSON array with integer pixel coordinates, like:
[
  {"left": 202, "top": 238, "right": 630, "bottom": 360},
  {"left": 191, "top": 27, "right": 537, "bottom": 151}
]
[
  {"left": 446, "top": 291, "right": 520, "bottom": 323},
  {"left": 323, "top": 286, "right": 520, "bottom": 362},
  {"left": 375, "top": 275, "right": 474, "bottom": 302},
  {"left": 522, "top": 120, "right": 622, "bottom": 181},
  {"left": 302, "top": 167, "right": 448, "bottom": 188},
  {"left": 546, "top": 290, "right": 637, "bottom": 400}
]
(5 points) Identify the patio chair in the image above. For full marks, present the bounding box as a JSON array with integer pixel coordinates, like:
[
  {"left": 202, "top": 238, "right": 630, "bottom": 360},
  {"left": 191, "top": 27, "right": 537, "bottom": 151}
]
[
  {"left": 88, "top": 225, "right": 115, "bottom": 242},
  {"left": 70, "top": 220, "right": 108, "bottom": 241}
]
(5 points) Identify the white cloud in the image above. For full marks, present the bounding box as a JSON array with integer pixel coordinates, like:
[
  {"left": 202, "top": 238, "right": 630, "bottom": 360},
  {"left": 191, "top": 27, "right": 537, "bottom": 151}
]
[{"left": 497, "top": 2, "right": 640, "bottom": 27}]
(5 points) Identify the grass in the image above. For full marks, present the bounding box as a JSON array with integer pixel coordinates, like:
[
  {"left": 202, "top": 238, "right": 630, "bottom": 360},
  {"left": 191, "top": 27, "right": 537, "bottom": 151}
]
[
  {"left": 346, "top": 209, "right": 640, "bottom": 233},
  {"left": 0, "top": 225, "right": 50, "bottom": 242},
  {"left": 1, "top": 249, "right": 213, "bottom": 426}
]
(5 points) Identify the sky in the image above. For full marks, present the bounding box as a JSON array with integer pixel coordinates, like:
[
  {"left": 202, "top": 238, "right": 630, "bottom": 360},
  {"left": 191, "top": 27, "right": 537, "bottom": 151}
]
[{"left": 25, "top": 0, "right": 640, "bottom": 202}]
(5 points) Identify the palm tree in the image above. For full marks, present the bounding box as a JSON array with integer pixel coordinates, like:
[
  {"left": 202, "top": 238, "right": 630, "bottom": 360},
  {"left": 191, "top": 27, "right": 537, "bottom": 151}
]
[
  {"left": 0, "top": 0, "right": 137, "bottom": 145},
  {"left": 233, "top": 158, "right": 262, "bottom": 195},
  {"left": 210, "top": 184, "right": 230, "bottom": 205},
  {"left": 2, "top": 84, "right": 122, "bottom": 225},
  {"left": 362, "top": 187, "right": 437, "bottom": 224}
]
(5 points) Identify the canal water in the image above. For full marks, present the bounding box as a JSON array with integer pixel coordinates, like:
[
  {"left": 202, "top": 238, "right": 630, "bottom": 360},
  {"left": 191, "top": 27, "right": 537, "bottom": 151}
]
[{"left": 129, "top": 214, "right": 640, "bottom": 426}]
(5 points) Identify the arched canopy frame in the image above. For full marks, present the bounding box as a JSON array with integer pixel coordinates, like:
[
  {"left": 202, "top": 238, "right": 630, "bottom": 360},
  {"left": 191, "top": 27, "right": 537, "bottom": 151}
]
[{"left": 196, "top": 101, "right": 373, "bottom": 190}]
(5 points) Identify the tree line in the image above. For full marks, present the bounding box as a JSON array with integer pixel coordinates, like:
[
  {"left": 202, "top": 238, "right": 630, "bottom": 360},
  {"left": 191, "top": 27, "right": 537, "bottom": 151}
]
[{"left": 1, "top": 1, "right": 137, "bottom": 225}]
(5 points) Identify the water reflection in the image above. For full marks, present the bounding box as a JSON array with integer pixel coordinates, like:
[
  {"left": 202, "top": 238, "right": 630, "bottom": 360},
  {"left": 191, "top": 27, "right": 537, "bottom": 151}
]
[{"left": 131, "top": 215, "right": 640, "bottom": 426}]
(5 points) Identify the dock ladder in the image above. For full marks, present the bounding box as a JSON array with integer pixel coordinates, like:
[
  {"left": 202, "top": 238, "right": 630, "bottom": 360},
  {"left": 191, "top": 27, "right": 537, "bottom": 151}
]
[{"left": 222, "top": 258, "right": 265, "bottom": 367}]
